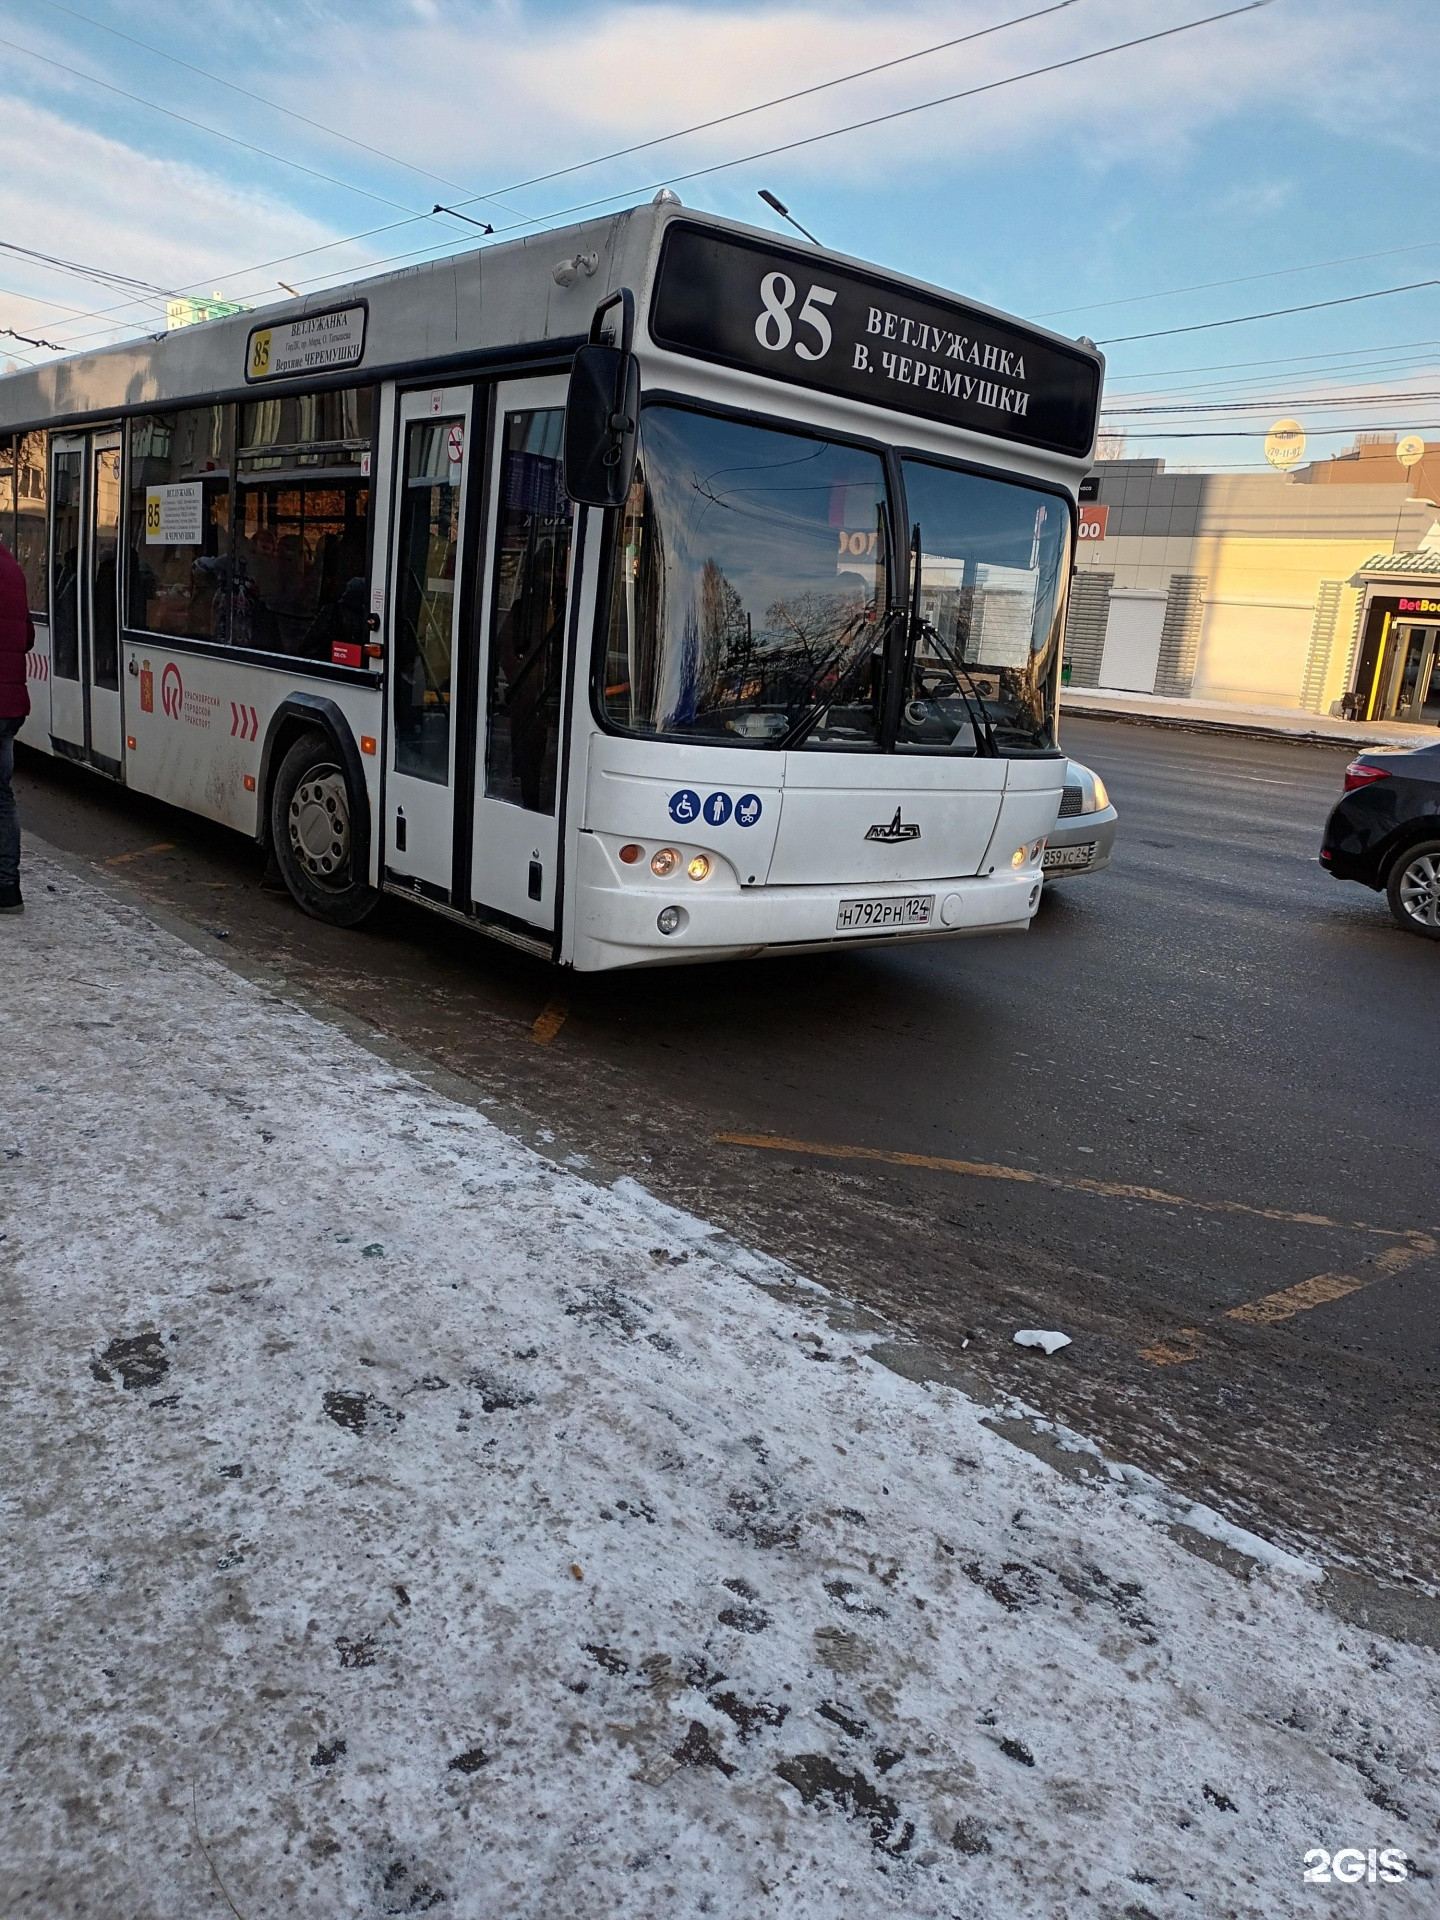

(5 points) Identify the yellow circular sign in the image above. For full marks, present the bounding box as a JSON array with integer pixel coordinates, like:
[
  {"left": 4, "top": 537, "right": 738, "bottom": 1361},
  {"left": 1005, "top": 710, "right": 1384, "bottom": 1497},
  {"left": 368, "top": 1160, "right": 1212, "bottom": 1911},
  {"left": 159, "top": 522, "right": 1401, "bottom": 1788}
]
[
  {"left": 1264, "top": 419, "right": 1306, "bottom": 472},
  {"left": 1397, "top": 434, "right": 1426, "bottom": 469}
]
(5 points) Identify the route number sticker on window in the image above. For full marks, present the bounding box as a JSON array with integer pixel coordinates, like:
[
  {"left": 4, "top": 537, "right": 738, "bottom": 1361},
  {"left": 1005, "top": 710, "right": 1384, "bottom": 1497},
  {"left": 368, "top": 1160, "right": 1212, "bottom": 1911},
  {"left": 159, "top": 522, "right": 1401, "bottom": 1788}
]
[{"left": 144, "top": 482, "right": 204, "bottom": 546}]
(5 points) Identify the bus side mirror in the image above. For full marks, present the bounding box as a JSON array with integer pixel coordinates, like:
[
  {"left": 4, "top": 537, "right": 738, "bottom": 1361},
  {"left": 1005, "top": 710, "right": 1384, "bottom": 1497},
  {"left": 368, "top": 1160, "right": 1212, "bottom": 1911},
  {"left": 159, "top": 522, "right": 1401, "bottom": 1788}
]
[{"left": 564, "top": 288, "right": 639, "bottom": 509}]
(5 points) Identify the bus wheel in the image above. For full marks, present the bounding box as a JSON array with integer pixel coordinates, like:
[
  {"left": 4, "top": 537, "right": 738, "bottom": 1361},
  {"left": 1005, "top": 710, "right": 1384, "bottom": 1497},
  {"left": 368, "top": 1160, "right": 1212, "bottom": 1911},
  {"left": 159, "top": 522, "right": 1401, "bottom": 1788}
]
[{"left": 270, "top": 731, "right": 378, "bottom": 927}]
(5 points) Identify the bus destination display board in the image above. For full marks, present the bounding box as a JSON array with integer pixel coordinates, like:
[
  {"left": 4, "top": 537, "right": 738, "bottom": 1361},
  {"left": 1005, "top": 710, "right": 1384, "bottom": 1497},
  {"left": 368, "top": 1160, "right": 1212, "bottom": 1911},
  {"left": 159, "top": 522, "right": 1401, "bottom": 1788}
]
[
  {"left": 246, "top": 303, "right": 367, "bottom": 383},
  {"left": 649, "top": 224, "right": 1100, "bottom": 458}
]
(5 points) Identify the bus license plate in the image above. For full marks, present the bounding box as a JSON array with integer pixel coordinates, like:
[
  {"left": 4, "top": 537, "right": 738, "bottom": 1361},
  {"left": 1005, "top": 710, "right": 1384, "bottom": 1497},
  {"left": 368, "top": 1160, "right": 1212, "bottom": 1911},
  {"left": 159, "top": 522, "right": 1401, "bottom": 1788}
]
[
  {"left": 1042, "top": 843, "right": 1095, "bottom": 870},
  {"left": 836, "top": 893, "right": 934, "bottom": 931}
]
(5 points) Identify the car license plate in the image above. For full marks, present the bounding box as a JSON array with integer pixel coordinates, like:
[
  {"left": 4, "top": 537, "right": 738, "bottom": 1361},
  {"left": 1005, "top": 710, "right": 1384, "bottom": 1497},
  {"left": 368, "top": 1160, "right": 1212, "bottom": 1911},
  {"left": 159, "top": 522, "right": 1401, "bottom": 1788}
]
[
  {"left": 1043, "top": 843, "right": 1095, "bottom": 870},
  {"left": 836, "top": 893, "right": 934, "bottom": 930}
]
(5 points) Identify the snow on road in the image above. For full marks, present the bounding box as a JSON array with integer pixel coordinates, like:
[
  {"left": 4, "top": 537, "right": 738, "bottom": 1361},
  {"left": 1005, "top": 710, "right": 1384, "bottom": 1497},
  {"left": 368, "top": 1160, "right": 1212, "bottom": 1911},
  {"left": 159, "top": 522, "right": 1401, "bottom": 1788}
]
[{"left": 1, "top": 856, "right": 1436, "bottom": 1919}]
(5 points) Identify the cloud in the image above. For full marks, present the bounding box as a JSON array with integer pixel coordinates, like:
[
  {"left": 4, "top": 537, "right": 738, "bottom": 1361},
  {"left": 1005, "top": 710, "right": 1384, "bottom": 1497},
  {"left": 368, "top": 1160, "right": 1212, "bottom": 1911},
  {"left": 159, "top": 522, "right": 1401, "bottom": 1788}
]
[
  {"left": 263, "top": 0, "right": 1406, "bottom": 214},
  {"left": 0, "top": 93, "right": 374, "bottom": 355},
  {"left": 0, "top": 0, "right": 1431, "bottom": 350}
]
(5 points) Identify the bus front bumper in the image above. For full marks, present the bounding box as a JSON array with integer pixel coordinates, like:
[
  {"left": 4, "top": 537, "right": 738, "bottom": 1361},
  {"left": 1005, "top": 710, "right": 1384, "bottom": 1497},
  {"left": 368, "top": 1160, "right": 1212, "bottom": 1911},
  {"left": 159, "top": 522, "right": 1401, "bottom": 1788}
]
[{"left": 571, "top": 837, "right": 1043, "bottom": 970}]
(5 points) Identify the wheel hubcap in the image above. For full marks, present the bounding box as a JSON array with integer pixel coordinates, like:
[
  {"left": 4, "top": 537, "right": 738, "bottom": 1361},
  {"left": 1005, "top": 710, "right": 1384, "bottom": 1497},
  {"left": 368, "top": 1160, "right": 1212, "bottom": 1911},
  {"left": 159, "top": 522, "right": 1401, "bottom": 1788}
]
[
  {"left": 1398, "top": 853, "right": 1440, "bottom": 927},
  {"left": 288, "top": 766, "right": 350, "bottom": 883}
]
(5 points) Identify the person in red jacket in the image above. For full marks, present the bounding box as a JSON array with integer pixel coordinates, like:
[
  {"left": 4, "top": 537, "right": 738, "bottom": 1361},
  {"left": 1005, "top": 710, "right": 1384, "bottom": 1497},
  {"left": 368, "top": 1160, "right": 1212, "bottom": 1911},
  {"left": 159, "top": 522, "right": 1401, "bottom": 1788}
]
[{"left": 0, "top": 535, "right": 36, "bottom": 913}]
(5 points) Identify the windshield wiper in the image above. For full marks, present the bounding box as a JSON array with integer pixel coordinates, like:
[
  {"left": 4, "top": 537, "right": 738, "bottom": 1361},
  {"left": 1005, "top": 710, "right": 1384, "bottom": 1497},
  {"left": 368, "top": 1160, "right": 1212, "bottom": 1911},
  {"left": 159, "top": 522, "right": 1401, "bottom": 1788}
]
[
  {"left": 778, "top": 609, "right": 898, "bottom": 750},
  {"left": 906, "top": 523, "right": 998, "bottom": 756}
]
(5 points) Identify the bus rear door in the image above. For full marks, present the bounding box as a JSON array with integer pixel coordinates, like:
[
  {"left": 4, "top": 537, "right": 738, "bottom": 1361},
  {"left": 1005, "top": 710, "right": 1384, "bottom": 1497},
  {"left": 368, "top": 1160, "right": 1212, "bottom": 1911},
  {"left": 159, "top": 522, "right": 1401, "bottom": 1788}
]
[{"left": 48, "top": 429, "right": 123, "bottom": 773}]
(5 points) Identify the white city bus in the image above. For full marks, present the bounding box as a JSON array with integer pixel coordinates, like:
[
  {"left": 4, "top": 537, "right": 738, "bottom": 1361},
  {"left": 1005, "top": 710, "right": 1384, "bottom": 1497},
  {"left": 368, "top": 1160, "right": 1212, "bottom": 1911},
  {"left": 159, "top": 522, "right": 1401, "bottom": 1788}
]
[{"left": 1, "top": 198, "right": 1102, "bottom": 970}]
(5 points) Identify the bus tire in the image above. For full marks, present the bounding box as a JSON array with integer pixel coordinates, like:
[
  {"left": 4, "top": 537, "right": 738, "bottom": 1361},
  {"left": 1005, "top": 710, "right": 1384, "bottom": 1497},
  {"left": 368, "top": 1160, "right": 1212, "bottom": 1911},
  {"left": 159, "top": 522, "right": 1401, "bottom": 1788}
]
[{"left": 269, "top": 730, "right": 378, "bottom": 928}]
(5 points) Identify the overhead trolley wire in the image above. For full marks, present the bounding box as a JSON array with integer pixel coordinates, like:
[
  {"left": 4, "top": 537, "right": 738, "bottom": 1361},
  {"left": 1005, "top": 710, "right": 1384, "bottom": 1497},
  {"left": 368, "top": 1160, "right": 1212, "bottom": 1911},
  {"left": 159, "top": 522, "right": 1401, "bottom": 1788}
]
[
  {"left": 19, "top": 0, "right": 1099, "bottom": 346},
  {"left": 0, "top": 28, "right": 461, "bottom": 224},
  {"left": 26, "top": 0, "right": 517, "bottom": 210},
  {"left": 1104, "top": 359, "right": 1440, "bottom": 407},
  {"left": 420, "top": 0, "right": 1281, "bottom": 235},
  {"left": 1097, "top": 278, "right": 1440, "bottom": 344},
  {"left": 0, "top": 237, "right": 175, "bottom": 300},
  {"left": 1113, "top": 422, "right": 1440, "bottom": 440},
  {"left": 201, "top": 0, "right": 1285, "bottom": 322},
  {"left": 1, "top": 322, "right": 64, "bottom": 351},
  {"left": 1037, "top": 237, "right": 1440, "bottom": 321},
  {"left": 441, "top": 0, "right": 1089, "bottom": 212},
  {"left": 30, "top": 0, "right": 1086, "bottom": 222},
  {"left": 22, "top": 0, "right": 1280, "bottom": 354},
  {"left": 1104, "top": 388, "right": 1440, "bottom": 416},
  {"left": 1103, "top": 337, "right": 1440, "bottom": 386}
]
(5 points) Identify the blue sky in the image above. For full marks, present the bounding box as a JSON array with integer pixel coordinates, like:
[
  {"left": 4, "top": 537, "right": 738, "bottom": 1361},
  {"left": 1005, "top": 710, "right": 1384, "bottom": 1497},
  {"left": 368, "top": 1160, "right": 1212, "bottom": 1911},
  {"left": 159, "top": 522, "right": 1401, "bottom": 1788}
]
[{"left": 0, "top": 0, "right": 1433, "bottom": 471}]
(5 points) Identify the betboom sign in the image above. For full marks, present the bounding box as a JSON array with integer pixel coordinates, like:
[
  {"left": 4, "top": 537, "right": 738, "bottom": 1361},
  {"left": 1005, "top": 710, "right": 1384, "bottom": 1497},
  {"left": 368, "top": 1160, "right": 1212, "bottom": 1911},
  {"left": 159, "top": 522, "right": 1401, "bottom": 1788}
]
[{"left": 650, "top": 224, "right": 1102, "bottom": 458}]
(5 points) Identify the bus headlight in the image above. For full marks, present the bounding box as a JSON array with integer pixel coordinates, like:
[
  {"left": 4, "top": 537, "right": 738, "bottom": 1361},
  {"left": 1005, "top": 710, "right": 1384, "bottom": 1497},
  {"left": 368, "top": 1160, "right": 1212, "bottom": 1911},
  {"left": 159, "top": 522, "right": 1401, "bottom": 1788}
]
[
  {"left": 657, "top": 905, "right": 684, "bottom": 935},
  {"left": 686, "top": 854, "right": 711, "bottom": 881},
  {"left": 1011, "top": 847, "right": 1026, "bottom": 869},
  {"left": 619, "top": 843, "right": 644, "bottom": 865},
  {"left": 651, "top": 847, "right": 680, "bottom": 876}
]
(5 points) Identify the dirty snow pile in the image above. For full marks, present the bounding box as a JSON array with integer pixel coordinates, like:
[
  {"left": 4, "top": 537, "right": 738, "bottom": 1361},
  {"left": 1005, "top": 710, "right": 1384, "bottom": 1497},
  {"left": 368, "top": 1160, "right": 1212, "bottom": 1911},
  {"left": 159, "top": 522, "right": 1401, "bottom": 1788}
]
[{"left": 1, "top": 856, "right": 1437, "bottom": 1920}]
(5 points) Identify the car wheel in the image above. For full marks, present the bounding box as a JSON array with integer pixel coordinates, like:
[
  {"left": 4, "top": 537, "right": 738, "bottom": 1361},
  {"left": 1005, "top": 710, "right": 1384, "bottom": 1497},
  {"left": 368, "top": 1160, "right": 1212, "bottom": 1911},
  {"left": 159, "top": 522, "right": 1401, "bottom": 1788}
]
[
  {"left": 269, "top": 730, "right": 378, "bottom": 927},
  {"left": 1385, "top": 838, "right": 1440, "bottom": 939}
]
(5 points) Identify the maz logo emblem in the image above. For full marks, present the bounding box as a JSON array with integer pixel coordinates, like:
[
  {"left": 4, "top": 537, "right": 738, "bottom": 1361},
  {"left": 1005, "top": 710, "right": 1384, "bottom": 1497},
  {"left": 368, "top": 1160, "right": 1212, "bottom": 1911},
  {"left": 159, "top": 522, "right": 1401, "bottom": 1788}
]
[{"left": 866, "top": 808, "right": 921, "bottom": 844}]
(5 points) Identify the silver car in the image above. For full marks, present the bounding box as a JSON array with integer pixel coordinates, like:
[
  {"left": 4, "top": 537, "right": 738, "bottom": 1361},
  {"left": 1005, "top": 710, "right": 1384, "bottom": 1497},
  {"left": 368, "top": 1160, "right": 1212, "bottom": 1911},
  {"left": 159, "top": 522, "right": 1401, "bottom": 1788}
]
[{"left": 1043, "top": 760, "right": 1118, "bottom": 880}]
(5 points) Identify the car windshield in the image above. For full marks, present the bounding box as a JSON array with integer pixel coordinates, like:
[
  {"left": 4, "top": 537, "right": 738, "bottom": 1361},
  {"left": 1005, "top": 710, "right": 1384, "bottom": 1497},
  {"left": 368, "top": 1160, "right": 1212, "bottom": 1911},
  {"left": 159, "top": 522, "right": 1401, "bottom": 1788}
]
[
  {"left": 898, "top": 458, "right": 1070, "bottom": 754},
  {"left": 602, "top": 405, "right": 889, "bottom": 748}
]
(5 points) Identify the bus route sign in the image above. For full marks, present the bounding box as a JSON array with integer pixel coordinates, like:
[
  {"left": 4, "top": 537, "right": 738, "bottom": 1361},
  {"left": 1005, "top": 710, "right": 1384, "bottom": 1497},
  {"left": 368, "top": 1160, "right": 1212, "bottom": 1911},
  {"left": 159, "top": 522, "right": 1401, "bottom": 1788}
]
[
  {"left": 649, "top": 223, "right": 1101, "bottom": 459},
  {"left": 246, "top": 303, "right": 368, "bottom": 383}
]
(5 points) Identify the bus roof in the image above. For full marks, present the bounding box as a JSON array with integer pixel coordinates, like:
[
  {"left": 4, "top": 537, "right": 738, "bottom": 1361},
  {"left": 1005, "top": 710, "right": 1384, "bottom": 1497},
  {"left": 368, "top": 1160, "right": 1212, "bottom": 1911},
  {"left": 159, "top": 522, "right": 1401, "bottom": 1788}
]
[{"left": 0, "top": 200, "right": 1102, "bottom": 461}]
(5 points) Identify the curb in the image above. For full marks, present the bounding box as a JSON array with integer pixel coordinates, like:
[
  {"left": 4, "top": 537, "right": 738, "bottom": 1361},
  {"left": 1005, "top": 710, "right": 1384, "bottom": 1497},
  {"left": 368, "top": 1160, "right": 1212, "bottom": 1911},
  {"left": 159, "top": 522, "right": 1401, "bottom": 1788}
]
[{"left": 1061, "top": 703, "right": 1419, "bottom": 753}]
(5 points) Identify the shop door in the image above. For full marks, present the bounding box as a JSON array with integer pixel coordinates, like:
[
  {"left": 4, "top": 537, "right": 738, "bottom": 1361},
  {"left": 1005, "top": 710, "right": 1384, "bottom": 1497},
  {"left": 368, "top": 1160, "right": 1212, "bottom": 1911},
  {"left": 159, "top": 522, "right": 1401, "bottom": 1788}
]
[
  {"left": 384, "top": 388, "right": 477, "bottom": 897},
  {"left": 469, "top": 377, "right": 575, "bottom": 932},
  {"left": 48, "top": 429, "right": 123, "bottom": 771},
  {"left": 1397, "top": 627, "right": 1440, "bottom": 725}
]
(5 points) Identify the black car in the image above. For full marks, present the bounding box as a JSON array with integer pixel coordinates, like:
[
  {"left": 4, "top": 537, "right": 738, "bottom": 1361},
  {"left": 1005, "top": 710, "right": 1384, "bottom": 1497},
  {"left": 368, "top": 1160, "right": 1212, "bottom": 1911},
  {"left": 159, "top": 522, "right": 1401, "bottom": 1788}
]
[{"left": 1321, "top": 742, "right": 1440, "bottom": 937}]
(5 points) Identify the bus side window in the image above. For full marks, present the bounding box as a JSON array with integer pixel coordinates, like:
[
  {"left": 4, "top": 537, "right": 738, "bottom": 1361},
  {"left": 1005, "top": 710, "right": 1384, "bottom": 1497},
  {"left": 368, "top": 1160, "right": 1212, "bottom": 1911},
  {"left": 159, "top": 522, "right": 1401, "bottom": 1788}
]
[
  {"left": 232, "top": 387, "right": 374, "bottom": 665},
  {"left": 127, "top": 407, "right": 232, "bottom": 643}
]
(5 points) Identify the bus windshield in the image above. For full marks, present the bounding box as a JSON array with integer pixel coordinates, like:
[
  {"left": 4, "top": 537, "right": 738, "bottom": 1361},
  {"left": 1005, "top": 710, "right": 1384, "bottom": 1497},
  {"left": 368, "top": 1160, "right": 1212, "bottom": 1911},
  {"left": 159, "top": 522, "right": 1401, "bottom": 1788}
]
[
  {"left": 898, "top": 457, "right": 1070, "bottom": 755},
  {"left": 600, "top": 403, "right": 1068, "bottom": 754},
  {"left": 602, "top": 405, "right": 889, "bottom": 748}
]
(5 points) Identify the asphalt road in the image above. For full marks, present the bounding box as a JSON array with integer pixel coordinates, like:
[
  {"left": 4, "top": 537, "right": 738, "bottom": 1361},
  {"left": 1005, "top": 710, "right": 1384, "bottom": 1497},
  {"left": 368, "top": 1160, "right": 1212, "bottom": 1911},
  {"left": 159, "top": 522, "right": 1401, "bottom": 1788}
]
[{"left": 13, "top": 717, "right": 1440, "bottom": 1588}]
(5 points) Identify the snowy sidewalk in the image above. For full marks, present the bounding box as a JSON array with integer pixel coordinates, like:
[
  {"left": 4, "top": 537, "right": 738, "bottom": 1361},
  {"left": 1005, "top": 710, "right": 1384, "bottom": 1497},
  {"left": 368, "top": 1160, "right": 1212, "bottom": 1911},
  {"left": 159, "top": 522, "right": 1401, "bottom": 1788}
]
[{"left": 1, "top": 856, "right": 1436, "bottom": 1919}]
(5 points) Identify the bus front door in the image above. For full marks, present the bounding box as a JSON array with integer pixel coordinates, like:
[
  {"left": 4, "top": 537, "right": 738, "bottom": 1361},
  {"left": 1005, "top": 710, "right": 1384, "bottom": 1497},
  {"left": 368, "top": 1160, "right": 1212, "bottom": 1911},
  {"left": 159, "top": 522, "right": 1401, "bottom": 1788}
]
[
  {"left": 469, "top": 376, "right": 575, "bottom": 933},
  {"left": 385, "top": 387, "right": 479, "bottom": 899},
  {"left": 48, "top": 429, "right": 123, "bottom": 773}
]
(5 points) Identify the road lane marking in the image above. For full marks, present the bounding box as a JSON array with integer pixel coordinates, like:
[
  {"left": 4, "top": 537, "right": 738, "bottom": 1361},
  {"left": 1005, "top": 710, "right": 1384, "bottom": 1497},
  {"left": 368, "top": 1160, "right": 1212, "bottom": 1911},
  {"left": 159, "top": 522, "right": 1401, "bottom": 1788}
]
[
  {"left": 1226, "top": 1236, "right": 1436, "bottom": 1326},
  {"left": 1139, "top": 1331, "right": 1205, "bottom": 1366},
  {"left": 531, "top": 998, "right": 569, "bottom": 1046},
  {"left": 104, "top": 842, "right": 176, "bottom": 866},
  {"left": 714, "top": 1131, "right": 1420, "bottom": 1239}
]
